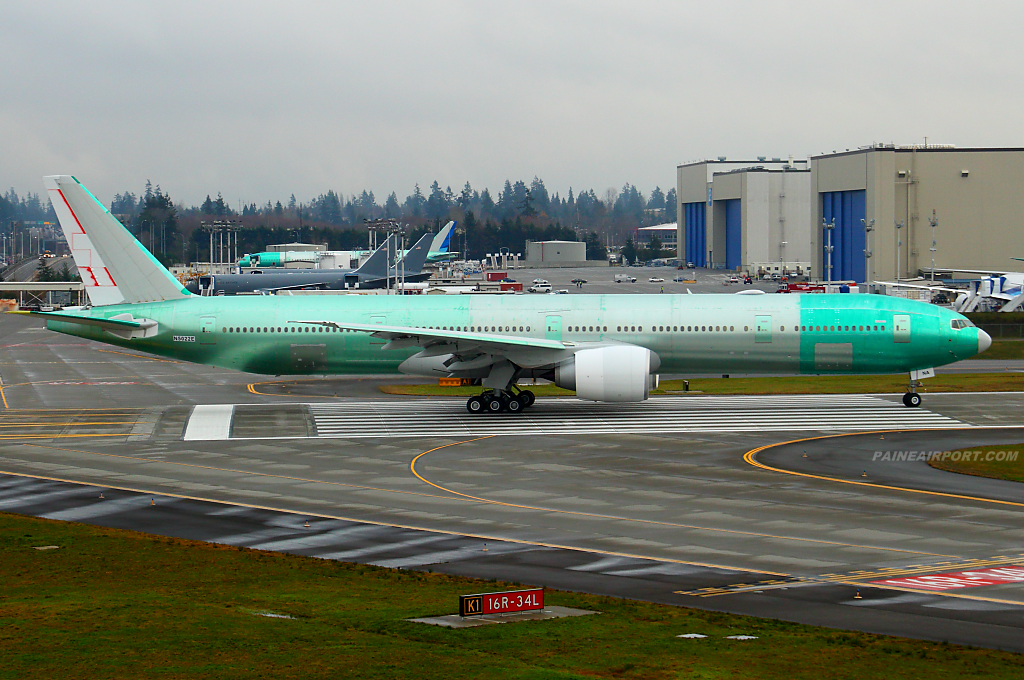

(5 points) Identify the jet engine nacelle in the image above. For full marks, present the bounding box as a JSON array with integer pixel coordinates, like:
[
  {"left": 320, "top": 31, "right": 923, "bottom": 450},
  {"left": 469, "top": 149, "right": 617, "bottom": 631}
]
[{"left": 554, "top": 345, "right": 659, "bottom": 402}]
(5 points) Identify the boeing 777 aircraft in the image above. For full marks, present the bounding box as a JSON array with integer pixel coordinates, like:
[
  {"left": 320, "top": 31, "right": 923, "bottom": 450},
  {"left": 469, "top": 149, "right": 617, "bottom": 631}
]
[{"left": 21, "top": 176, "right": 991, "bottom": 413}]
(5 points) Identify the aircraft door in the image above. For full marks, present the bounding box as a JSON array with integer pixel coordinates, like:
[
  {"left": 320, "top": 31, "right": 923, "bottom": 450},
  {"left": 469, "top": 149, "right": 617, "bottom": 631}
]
[
  {"left": 893, "top": 314, "right": 911, "bottom": 343},
  {"left": 200, "top": 315, "right": 216, "bottom": 345},
  {"left": 545, "top": 315, "right": 562, "bottom": 342},
  {"left": 754, "top": 315, "right": 772, "bottom": 343}
]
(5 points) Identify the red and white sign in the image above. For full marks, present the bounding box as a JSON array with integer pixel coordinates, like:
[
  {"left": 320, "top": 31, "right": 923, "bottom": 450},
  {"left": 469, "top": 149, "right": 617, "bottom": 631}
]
[
  {"left": 872, "top": 565, "right": 1024, "bottom": 591},
  {"left": 460, "top": 588, "right": 543, "bottom": 616}
]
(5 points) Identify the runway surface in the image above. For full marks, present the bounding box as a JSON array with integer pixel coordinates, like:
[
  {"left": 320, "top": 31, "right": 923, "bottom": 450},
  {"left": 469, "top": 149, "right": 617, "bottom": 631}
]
[{"left": 2, "top": 312, "right": 1024, "bottom": 650}]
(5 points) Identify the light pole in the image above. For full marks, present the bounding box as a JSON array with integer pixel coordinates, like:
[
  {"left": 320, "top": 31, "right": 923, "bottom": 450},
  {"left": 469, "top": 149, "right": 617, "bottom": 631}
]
[
  {"left": 895, "top": 220, "right": 904, "bottom": 281},
  {"left": 928, "top": 210, "right": 938, "bottom": 282},
  {"left": 822, "top": 218, "right": 835, "bottom": 285},
  {"left": 861, "top": 218, "right": 874, "bottom": 286}
]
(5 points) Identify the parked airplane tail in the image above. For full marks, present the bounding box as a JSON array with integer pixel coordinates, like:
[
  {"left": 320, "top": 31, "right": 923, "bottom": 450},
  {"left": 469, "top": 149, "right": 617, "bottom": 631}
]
[
  {"left": 394, "top": 232, "right": 433, "bottom": 275},
  {"left": 430, "top": 221, "right": 455, "bottom": 254},
  {"left": 43, "top": 175, "right": 190, "bottom": 306},
  {"left": 352, "top": 233, "right": 398, "bottom": 279}
]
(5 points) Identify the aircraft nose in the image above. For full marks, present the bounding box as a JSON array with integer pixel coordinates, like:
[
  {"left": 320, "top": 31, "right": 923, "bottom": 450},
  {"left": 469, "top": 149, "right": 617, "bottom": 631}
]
[{"left": 978, "top": 329, "right": 992, "bottom": 354}]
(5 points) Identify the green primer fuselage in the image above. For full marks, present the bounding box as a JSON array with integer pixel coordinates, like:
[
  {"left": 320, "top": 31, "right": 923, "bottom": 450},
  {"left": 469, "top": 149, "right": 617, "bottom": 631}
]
[{"left": 46, "top": 293, "right": 981, "bottom": 376}]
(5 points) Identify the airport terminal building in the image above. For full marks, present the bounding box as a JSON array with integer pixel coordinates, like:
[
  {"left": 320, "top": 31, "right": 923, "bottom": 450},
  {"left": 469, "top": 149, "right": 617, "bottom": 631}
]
[{"left": 678, "top": 145, "right": 1024, "bottom": 282}]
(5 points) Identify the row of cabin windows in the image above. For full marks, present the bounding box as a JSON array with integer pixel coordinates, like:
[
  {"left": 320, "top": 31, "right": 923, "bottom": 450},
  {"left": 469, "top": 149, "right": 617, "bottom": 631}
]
[
  {"left": 432, "top": 326, "right": 530, "bottom": 332},
  {"left": 224, "top": 326, "right": 347, "bottom": 333},
  {"left": 220, "top": 323, "right": 887, "bottom": 335}
]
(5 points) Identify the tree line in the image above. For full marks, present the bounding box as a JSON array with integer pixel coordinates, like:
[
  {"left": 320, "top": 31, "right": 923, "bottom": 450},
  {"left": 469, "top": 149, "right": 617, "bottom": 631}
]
[{"left": 6, "top": 175, "right": 675, "bottom": 264}]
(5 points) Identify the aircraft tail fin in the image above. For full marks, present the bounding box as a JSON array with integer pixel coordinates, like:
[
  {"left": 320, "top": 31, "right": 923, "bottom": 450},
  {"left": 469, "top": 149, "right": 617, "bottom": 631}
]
[
  {"left": 43, "top": 175, "right": 190, "bottom": 306},
  {"left": 393, "top": 232, "right": 433, "bottom": 275},
  {"left": 430, "top": 221, "right": 455, "bottom": 254},
  {"left": 353, "top": 233, "right": 397, "bottom": 278}
]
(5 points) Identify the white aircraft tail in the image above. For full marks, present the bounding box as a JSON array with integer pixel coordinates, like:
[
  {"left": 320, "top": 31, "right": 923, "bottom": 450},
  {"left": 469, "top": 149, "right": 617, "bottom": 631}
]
[
  {"left": 43, "top": 175, "right": 190, "bottom": 306},
  {"left": 430, "top": 220, "right": 455, "bottom": 254}
]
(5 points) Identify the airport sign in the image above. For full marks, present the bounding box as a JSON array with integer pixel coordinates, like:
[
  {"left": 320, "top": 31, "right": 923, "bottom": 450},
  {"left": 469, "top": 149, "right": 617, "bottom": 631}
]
[{"left": 459, "top": 588, "right": 544, "bottom": 617}]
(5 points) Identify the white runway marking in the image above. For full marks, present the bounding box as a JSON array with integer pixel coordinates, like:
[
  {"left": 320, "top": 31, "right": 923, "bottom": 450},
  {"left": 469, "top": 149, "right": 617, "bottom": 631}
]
[
  {"left": 303, "top": 395, "right": 966, "bottom": 439},
  {"left": 183, "top": 404, "right": 234, "bottom": 441}
]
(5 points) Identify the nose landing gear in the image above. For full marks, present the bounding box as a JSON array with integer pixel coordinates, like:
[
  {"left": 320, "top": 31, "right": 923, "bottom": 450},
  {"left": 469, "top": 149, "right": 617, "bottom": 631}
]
[
  {"left": 902, "top": 392, "right": 922, "bottom": 408},
  {"left": 465, "top": 387, "right": 536, "bottom": 414},
  {"left": 902, "top": 375, "right": 922, "bottom": 408}
]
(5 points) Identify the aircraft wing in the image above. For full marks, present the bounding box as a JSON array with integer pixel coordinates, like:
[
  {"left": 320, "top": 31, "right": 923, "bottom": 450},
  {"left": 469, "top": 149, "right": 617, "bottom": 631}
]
[
  {"left": 290, "top": 320, "right": 564, "bottom": 351},
  {"left": 873, "top": 280, "right": 964, "bottom": 294}
]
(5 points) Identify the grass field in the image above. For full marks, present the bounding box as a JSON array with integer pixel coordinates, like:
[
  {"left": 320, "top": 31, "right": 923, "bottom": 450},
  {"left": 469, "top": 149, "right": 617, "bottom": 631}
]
[
  {"left": 1, "top": 512, "right": 1022, "bottom": 679},
  {"left": 928, "top": 443, "right": 1024, "bottom": 483},
  {"left": 966, "top": 339, "right": 1024, "bottom": 361},
  {"left": 381, "top": 372, "right": 1023, "bottom": 398}
]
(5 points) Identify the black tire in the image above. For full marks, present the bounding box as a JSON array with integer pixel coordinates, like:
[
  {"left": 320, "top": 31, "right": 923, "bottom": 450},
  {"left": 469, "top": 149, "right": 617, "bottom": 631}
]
[
  {"left": 506, "top": 396, "right": 524, "bottom": 413},
  {"left": 906, "top": 393, "right": 922, "bottom": 408},
  {"left": 520, "top": 390, "right": 536, "bottom": 407},
  {"left": 486, "top": 397, "right": 504, "bottom": 413},
  {"left": 467, "top": 396, "right": 484, "bottom": 414}
]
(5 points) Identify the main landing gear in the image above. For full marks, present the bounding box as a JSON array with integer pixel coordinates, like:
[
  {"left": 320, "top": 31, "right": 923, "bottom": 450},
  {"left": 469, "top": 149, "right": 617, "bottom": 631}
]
[{"left": 466, "top": 387, "right": 536, "bottom": 414}]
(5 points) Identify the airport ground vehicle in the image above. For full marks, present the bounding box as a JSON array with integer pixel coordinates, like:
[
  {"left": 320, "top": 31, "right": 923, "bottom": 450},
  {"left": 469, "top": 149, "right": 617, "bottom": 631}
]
[{"left": 615, "top": 274, "right": 637, "bottom": 283}]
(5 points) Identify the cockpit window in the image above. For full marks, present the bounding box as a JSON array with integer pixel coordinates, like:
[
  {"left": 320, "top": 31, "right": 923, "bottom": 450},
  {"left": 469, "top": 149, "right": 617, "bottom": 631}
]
[{"left": 950, "top": 319, "right": 973, "bottom": 330}]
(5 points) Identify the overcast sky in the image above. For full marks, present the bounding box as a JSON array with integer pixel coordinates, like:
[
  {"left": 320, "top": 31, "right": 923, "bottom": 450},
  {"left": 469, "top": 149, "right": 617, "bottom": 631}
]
[{"left": 3, "top": 1, "right": 1023, "bottom": 208}]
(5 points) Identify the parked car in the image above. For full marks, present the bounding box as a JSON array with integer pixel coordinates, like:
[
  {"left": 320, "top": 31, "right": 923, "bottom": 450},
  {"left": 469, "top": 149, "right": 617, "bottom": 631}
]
[
  {"left": 649, "top": 277, "right": 665, "bottom": 283},
  {"left": 686, "top": 262, "right": 696, "bottom": 268},
  {"left": 743, "top": 276, "right": 753, "bottom": 284},
  {"left": 672, "top": 275, "right": 686, "bottom": 282},
  {"left": 728, "top": 276, "right": 739, "bottom": 283},
  {"left": 528, "top": 283, "right": 552, "bottom": 293},
  {"left": 570, "top": 278, "right": 587, "bottom": 284},
  {"left": 532, "top": 278, "right": 548, "bottom": 284}
]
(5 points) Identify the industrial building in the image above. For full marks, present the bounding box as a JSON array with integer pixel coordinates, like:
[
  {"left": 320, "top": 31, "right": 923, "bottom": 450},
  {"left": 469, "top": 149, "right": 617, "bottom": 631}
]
[
  {"left": 636, "top": 223, "right": 678, "bottom": 250},
  {"left": 677, "top": 158, "right": 812, "bottom": 274},
  {"left": 810, "top": 145, "right": 1024, "bottom": 283},
  {"left": 678, "top": 146, "right": 1024, "bottom": 283},
  {"left": 525, "top": 240, "right": 586, "bottom": 264}
]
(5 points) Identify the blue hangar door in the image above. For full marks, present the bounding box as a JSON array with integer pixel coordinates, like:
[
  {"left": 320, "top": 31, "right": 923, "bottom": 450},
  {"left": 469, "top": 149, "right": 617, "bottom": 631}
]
[
  {"left": 724, "top": 199, "right": 741, "bottom": 271},
  {"left": 821, "top": 190, "right": 866, "bottom": 282},
  {"left": 684, "top": 202, "right": 706, "bottom": 267}
]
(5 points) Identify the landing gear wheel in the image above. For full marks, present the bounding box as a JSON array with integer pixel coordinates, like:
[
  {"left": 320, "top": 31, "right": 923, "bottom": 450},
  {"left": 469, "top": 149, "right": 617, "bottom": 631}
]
[
  {"left": 902, "top": 392, "right": 921, "bottom": 408},
  {"left": 519, "top": 390, "right": 536, "bottom": 408},
  {"left": 486, "top": 396, "right": 504, "bottom": 413},
  {"left": 466, "top": 396, "right": 484, "bottom": 414},
  {"left": 506, "top": 395, "right": 524, "bottom": 413}
]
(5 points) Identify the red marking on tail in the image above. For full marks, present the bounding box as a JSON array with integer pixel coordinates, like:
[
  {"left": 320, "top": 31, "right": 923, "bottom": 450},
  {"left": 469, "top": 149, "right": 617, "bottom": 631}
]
[
  {"left": 80, "top": 267, "right": 100, "bottom": 287},
  {"left": 51, "top": 189, "right": 85, "bottom": 234}
]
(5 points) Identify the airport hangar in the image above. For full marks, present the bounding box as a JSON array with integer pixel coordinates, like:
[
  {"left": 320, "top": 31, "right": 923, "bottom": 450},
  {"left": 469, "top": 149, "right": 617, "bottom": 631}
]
[{"left": 677, "top": 145, "right": 1024, "bottom": 281}]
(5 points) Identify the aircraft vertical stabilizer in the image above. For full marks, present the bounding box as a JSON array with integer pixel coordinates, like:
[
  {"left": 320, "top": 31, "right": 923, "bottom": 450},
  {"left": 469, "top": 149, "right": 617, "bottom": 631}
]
[
  {"left": 430, "top": 221, "right": 455, "bottom": 254},
  {"left": 43, "top": 175, "right": 190, "bottom": 305}
]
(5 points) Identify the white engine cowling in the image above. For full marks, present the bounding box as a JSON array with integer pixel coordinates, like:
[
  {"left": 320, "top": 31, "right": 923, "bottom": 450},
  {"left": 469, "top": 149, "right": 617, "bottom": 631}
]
[{"left": 554, "top": 346, "right": 658, "bottom": 402}]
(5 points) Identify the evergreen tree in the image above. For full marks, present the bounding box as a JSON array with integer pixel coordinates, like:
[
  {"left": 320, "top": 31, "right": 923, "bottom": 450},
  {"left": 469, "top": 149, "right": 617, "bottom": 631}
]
[
  {"left": 585, "top": 232, "right": 607, "bottom": 260},
  {"left": 648, "top": 235, "right": 663, "bottom": 260},
  {"left": 384, "top": 192, "right": 401, "bottom": 218},
  {"left": 665, "top": 188, "right": 678, "bottom": 221},
  {"left": 426, "top": 181, "right": 448, "bottom": 220},
  {"left": 479, "top": 188, "right": 495, "bottom": 219},
  {"left": 458, "top": 182, "right": 473, "bottom": 210},
  {"left": 621, "top": 236, "right": 638, "bottom": 265},
  {"left": 405, "top": 184, "right": 426, "bottom": 217}
]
